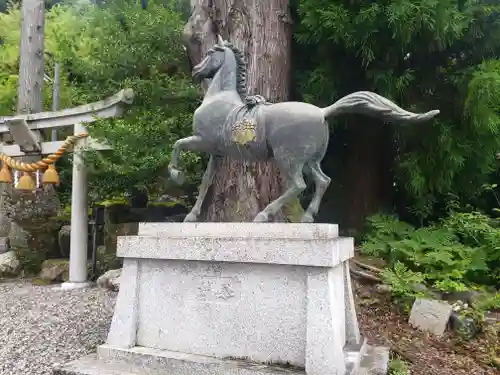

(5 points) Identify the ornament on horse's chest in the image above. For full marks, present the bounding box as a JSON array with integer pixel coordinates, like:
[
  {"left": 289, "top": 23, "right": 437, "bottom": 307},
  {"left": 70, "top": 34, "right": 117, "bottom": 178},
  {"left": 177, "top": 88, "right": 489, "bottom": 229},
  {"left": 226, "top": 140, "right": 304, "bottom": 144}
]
[{"left": 231, "top": 119, "right": 257, "bottom": 146}]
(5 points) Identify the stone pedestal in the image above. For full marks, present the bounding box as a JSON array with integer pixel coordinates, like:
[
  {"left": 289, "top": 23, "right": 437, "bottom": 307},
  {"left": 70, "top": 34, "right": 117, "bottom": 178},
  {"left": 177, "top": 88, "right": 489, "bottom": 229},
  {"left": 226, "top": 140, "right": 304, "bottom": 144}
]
[{"left": 55, "top": 223, "right": 388, "bottom": 375}]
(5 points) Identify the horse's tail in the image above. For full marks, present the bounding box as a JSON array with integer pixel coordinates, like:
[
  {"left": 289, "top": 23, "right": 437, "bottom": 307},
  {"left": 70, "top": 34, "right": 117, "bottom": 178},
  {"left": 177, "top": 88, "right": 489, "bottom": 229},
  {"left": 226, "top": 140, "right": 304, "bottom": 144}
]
[{"left": 321, "top": 91, "right": 439, "bottom": 123}]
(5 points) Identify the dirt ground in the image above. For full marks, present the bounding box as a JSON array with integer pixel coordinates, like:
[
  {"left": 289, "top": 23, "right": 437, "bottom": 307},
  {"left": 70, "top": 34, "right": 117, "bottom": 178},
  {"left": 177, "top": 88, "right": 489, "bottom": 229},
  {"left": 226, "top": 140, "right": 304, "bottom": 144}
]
[{"left": 354, "top": 281, "right": 500, "bottom": 375}]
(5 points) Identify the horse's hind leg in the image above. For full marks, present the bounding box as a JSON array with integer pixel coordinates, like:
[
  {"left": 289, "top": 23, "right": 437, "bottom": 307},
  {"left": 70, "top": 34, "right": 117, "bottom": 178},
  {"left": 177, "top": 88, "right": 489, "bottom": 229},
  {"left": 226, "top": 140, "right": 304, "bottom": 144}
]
[
  {"left": 253, "top": 164, "right": 306, "bottom": 223},
  {"left": 301, "top": 161, "right": 331, "bottom": 223},
  {"left": 184, "top": 155, "right": 216, "bottom": 222}
]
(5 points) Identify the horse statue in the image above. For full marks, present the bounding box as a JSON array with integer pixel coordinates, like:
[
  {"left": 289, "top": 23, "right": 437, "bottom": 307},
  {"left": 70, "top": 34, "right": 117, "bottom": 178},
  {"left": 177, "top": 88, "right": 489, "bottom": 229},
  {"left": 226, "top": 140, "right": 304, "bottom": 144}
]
[{"left": 168, "top": 36, "right": 440, "bottom": 223}]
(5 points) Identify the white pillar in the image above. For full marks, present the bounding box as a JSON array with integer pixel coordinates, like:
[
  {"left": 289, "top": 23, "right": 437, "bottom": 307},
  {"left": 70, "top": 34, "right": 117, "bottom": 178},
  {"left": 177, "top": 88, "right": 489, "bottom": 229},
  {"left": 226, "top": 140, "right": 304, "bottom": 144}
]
[{"left": 61, "top": 122, "right": 89, "bottom": 290}]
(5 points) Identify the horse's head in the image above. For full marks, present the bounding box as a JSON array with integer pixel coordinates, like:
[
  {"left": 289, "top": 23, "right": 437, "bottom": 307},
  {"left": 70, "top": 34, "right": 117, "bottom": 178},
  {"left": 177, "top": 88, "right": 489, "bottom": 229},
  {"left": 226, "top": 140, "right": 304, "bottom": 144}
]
[{"left": 192, "top": 35, "right": 230, "bottom": 82}]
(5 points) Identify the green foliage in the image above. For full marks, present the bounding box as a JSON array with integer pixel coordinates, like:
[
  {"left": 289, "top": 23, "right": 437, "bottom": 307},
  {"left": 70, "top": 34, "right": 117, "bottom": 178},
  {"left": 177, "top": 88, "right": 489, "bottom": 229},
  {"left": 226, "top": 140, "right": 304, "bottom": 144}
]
[
  {"left": 0, "top": 1, "right": 203, "bottom": 201},
  {"left": 54, "top": 1, "right": 202, "bottom": 199},
  {"left": 388, "top": 358, "right": 410, "bottom": 375},
  {"left": 442, "top": 209, "right": 500, "bottom": 283},
  {"left": 360, "top": 213, "right": 414, "bottom": 260},
  {"left": 361, "top": 212, "right": 500, "bottom": 297},
  {"left": 13, "top": 244, "right": 47, "bottom": 276},
  {"left": 296, "top": 0, "right": 500, "bottom": 219},
  {"left": 474, "top": 292, "right": 500, "bottom": 314},
  {"left": 94, "top": 245, "right": 122, "bottom": 276},
  {"left": 0, "top": 6, "right": 20, "bottom": 114},
  {"left": 99, "top": 196, "right": 130, "bottom": 207},
  {"left": 380, "top": 261, "right": 427, "bottom": 300},
  {"left": 0, "top": 5, "right": 77, "bottom": 115}
]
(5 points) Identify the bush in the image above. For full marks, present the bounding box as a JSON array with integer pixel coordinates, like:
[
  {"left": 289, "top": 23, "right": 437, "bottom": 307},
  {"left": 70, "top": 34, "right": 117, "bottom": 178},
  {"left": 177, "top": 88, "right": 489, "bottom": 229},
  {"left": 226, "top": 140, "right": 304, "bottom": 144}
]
[
  {"left": 388, "top": 358, "right": 410, "bottom": 375},
  {"left": 361, "top": 211, "right": 500, "bottom": 297},
  {"left": 442, "top": 210, "right": 500, "bottom": 284}
]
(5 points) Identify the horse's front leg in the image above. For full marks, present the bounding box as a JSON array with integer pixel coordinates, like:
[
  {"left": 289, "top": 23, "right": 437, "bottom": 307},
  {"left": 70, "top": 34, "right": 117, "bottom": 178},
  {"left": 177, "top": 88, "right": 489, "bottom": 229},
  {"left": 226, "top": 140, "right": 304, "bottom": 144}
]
[
  {"left": 168, "top": 135, "right": 204, "bottom": 185},
  {"left": 184, "top": 155, "right": 216, "bottom": 222}
]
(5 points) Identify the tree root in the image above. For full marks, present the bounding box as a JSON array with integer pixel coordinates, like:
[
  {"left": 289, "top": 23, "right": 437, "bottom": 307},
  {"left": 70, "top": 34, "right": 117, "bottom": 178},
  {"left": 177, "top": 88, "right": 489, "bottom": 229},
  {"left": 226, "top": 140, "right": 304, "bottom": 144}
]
[
  {"left": 390, "top": 345, "right": 417, "bottom": 363},
  {"left": 353, "top": 259, "right": 382, "bottom": 274},
  {"left": 350, "top": 267, "right": 382, "bottom": 283}
]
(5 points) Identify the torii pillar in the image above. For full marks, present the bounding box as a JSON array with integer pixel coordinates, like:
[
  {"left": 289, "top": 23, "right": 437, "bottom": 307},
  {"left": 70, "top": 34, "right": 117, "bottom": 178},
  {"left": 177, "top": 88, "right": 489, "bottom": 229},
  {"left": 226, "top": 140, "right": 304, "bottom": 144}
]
[{"left": 63, "top": 122, "right": 90, "bottom": 290}]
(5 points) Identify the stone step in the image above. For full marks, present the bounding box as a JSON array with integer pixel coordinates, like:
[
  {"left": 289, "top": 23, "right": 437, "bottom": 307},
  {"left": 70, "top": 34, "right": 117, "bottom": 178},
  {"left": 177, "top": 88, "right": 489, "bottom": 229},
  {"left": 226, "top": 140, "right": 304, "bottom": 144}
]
[
  {"left": 53, "top": 353, "right": 303, "bottom": 375},
  {"left": 358, "top": 345, "right": 390, "bottom": 375},
  {"left": 342, "top": 338, "right": 389, "bottom": 375},
  {"left": 344, "top": 339, "right": 368, "bottom": 375},
  {"left": 53, "top": 354, "right": 157, "bottom": 375},
  {"left": 53, "top": 343, "right": 389, "bottom": 375}
]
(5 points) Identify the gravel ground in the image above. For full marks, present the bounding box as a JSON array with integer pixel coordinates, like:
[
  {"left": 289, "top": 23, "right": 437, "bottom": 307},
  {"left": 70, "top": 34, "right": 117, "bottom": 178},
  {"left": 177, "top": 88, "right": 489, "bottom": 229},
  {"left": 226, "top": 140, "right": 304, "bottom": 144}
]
[
  {"left": 1, "top": 278, "right": 496, "bottom": 375},
  {"left": 0, "top": 280, "right": 117, "bottom": 375}
]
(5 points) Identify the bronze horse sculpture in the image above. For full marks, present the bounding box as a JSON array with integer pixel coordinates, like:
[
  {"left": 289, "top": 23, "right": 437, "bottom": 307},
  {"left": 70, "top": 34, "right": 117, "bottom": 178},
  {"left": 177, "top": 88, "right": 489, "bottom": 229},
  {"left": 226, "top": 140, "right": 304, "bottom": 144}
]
[{"left": 168, "top": 36, "right": 440, "bottom": 223}]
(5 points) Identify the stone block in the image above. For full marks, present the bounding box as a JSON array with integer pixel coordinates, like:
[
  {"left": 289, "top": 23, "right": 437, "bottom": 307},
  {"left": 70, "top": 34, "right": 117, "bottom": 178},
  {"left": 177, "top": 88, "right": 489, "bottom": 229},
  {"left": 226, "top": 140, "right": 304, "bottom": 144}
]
[
  {"left": 118, "top": 223, "right": 346, "bottom": 267},
  {"left": 409, "top": 298, "right": 453, "bottom": 336},
  {"left": 96, "top": 268, "right": 122, "bottom": 291},
  {"left": 0, "top": 237, "right": 9, "bottom": 254},
  {"left": 0, "top": 250, "right": 20, "bottom": 277}
]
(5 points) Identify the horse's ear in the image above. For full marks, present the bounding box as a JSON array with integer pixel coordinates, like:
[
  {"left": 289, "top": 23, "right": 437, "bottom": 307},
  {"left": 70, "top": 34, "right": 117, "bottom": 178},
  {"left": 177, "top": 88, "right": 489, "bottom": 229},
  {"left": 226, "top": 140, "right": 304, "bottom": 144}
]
[{"left": 217, "top": 34, "right": 224, "bottom": 45}]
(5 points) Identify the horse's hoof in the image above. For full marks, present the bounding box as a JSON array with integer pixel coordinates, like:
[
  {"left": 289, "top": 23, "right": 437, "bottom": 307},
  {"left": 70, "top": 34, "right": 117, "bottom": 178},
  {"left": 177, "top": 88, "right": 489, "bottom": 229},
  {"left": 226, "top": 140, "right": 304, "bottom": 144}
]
[
  {"left": 168, "top": 166, "right": 185, "bottom": 185},
  {"left": 300, "top": 213, "right": 314, "bottom": 223},
  {"left": 253, "top": 212, "right": 269, "bottom": 222},
  {"left": 183, "top": 212, "right": 198, "bottom": 222}
]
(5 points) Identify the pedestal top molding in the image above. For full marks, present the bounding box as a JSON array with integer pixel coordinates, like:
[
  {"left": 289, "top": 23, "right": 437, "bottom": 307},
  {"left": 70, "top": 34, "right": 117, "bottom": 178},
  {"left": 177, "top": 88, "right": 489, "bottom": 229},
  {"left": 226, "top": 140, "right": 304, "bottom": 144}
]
[
  {"left": 138, "top": 222, "right": 339, "bottom": 239},
  {"left": 117, "top": 222, "right": 353, "bottom": 268}
]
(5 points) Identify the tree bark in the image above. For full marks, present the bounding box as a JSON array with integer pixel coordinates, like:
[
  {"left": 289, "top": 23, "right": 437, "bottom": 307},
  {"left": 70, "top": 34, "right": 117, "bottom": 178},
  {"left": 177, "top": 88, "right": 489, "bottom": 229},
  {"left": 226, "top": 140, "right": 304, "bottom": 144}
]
[
  {"left": 342, "top": 116, "right": 394, "bottom": 231},
  {"left": 18, "top": 0, "right": 45, "bottom": 115},
  {"left": 7, "top": 0, "right": 47, "bottom": 252},
  {"left": 184, "top": 0, "right": 293, "bottom": 222}
]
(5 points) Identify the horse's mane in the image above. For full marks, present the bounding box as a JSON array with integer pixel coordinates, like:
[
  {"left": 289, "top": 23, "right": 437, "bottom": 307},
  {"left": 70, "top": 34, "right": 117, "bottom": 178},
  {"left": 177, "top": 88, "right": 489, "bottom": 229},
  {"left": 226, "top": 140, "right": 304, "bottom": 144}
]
[{"left": 223, "top": 42, "right": 247, "bottom": 99}]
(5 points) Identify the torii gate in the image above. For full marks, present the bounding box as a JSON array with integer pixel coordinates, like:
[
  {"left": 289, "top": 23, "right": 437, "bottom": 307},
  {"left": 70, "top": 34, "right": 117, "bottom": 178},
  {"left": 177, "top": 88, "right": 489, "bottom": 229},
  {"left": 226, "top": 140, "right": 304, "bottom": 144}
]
[{"left": 0, "top": 89, "right": 134, "bottom": 289}]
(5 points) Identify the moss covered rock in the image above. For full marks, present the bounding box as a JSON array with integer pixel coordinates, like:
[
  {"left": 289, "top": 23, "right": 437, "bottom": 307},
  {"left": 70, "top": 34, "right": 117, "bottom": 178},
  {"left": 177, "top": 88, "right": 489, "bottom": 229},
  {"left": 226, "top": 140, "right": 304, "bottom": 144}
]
[
  {"left": 38, "top": 259, "right": 70, "bottom": 283},
  {"left": 0, "top": 251, "right": 20, "bottom": 278}
]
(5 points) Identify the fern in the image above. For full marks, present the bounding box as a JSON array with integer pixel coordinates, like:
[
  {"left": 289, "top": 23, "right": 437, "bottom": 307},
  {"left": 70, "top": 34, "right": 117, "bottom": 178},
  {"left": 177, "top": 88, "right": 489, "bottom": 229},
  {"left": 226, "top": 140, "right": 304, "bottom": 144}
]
[
  {"left": 361, "top": 212, "right": 499, "bottom": 296},
  {"left": 380, "top": 261, "right": 427, "bottom": 299}
]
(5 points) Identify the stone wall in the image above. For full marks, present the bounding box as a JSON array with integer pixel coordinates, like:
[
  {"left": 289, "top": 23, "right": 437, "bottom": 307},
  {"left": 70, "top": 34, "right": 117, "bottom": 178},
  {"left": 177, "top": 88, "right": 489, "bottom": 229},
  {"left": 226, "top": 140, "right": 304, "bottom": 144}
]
[{"left": 2, "top": 186, "right": 61, "bottom": 275}]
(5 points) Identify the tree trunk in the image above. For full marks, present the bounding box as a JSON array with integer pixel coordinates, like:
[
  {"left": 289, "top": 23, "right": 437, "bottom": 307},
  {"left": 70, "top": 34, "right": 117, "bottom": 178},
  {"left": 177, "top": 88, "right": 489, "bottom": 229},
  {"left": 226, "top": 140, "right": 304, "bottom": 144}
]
[
  {"left": 184, "top": 0, "right": 293, "bottom": 222},
  {"left": 18, "top": 0, "right": 45, "bottom": 115},
  {"left": 7, "top": 0, "right": 47, "bottom": 253},
  {"left": 342, "top": 116, "right": 394, "bottom": 232}
]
